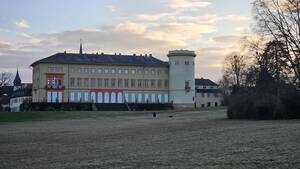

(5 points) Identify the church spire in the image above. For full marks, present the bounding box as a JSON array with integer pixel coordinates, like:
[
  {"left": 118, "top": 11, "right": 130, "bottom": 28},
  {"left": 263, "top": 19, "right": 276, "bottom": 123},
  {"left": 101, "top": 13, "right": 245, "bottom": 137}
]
[
  {"left": 79, "top": 39, "right": 83, "bottom": 54},
  {"left": 13, "top": 67, "right": 22, "bottom": 86}
]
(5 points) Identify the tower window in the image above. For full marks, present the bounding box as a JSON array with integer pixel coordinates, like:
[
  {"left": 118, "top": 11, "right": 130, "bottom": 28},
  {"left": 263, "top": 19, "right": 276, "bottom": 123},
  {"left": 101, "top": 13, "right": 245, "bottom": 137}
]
[{"left": 185, "top": 81, "right": 191, "bottom": 92}]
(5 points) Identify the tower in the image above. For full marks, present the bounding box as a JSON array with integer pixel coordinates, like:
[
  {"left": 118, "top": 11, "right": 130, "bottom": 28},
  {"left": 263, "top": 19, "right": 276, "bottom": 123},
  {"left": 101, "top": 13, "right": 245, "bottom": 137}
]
[
  {"left": 168, "top": 50, "right": 196, "bottom": 109},
  {"left": 13, "top": 68, "right": 22, "bottom": 86}
]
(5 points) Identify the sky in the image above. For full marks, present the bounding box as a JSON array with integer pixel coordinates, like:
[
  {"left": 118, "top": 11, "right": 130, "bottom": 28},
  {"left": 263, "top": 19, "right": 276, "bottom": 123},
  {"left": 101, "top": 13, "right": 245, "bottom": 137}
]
[{"left": 0, "top": 0, "right": 254, "bottom": 83}]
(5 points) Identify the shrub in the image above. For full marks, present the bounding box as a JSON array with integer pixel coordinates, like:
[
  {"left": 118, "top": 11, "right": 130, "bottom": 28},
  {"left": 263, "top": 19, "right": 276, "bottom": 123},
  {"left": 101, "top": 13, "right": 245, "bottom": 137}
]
[{"left": 227, "top": 85, "right": 300, "bottom": 120}]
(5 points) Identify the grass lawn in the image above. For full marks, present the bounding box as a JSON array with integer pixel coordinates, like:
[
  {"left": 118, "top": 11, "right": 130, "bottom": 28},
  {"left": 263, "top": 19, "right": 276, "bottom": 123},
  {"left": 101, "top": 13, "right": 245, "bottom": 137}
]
[
  {"left": 0, "top": 108, "right": 299, "bottom": 169},
  {"left": 0, "top": 107, "right": 225, "bottom": 123}
]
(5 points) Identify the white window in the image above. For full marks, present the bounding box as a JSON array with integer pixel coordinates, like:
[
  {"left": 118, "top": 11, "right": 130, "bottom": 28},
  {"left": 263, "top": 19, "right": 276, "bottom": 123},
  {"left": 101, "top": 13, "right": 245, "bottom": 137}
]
[
  {"left": 104, "top": 92, "right": 109, "bottom": 103},
  {"left": 91, "top": 92, "right": 96, "bottom": 103},
  {"left": 164, "top": 94, "right": 169, "bottom": 103},
  {"left": 131, "top": 93, "right": 136, "bottom": 103},
  {"left": 104, "top": 68, "right": 109, "bottom": 74},
  {"left": 77, "top": 92, "right": 82, "bottom": 102},
  {"left": 125, "top": 69, "right": 129, "bottom": 74},
  {"left": 47, "top": 91, "right": 51, "bottom": 103},
  {"left": 70, "top": 92, "right": 75, "bottom": 102},
  {"left": 58, "top": 92, "right": 63, "bottom": 103},
  {"left": 97, "top": 92, "right": 103, "bottom": 103},
  {"left": 52, "top": 92, "right": 57, "bottom": 103},
  {"left": 97, "top": 68, "right": 102, "bottom": 74},
  {"left": 117, "top": 92, "right": 123, "bottom": 103},
  {"left": 111, "top": 92, "right": 116, "bottom": 103},
  {"left": 151, "top": 94, "right": 156, "bottom": 103},
  {"left": 145, "top": 94, "right": 149, "bottom": 103},
  {"left": 158, "top": 94, "right": 162, "bottom": 103},
  {"left": 125, "top": 93, "right": 129, "bottom": 103},
  {"left": 138, "top": 93, "right": 142, "bottom": 103},
  {"left": 84, "top": 92, "right": 89, "bottom": 102}
]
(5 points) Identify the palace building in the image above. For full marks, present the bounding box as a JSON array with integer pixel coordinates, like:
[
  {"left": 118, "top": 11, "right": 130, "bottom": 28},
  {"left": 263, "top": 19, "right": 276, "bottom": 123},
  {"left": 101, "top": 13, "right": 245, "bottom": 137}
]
[{"left": 31, "top": 43, "right": 196, "bottom": 108}]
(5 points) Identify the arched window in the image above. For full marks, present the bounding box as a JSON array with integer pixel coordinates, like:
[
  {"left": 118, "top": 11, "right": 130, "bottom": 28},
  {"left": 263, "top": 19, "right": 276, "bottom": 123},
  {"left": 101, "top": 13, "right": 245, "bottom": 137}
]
[
  {"left": 104, "top": 92, "right": 109, "bottom": 103},
  {"left": 151, "top": 94, "right": 156, "bottom": 103},
  {"left": 91, "top": 92, "right": 96, "bottom": 103},
  {"left": 117, "top": 92, "right": 123, "bottom": 103},
  {"left": 97, "top": 92, "right": 103, "bottom": 103},
  {"left": 125, "top": 93, "right": 129, "bottom": 103},
  {"left": 111, "top": 92, "right": 116, "bottom": 103},
  {"left": 131, "top": 93, "right": 136, "bottom": 103},
  {"left": 158, "top": 94, "right": 162, "bottom": 103},
  {"left": 138, "top": 93, "right": 142, "bottom": 103}
]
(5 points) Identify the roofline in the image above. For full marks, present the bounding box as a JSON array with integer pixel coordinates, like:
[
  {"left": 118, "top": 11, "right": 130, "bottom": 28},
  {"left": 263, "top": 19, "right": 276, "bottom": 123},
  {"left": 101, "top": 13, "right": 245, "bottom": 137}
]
[
  {"left": 30, "top": 52, "right": 169, "bottom": 67},
  {"left": 31, "top": 61, "right": 169, "bottom": 67},
  {"left": 167, "top": 50, "right": 196, "bottom": 57}
]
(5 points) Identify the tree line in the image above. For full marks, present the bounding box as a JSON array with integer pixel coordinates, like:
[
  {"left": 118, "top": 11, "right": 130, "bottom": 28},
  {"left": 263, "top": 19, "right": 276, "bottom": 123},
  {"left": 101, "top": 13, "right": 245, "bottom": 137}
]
[{"left": 221, "top": 0, "right": 300, "bottom": 119}]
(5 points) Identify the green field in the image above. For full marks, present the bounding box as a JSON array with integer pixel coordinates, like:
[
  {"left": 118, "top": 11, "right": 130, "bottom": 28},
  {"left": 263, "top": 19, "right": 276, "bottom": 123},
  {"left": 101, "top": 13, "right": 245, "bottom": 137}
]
[
  {"left": 0, "top": 107, "right": 225, "bottom": 123},
  {"left": 0, "top": 108, "right": 299, "bottom": 169}
]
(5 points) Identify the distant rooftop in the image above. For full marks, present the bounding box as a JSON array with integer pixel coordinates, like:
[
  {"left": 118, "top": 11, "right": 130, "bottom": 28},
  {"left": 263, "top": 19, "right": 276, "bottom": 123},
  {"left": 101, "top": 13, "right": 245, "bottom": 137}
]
[
  {"left": 195, "top": 78, "right": 218, "bottom": 86},
  {"left": 31, "top": 52, "right": 169, "bottom": 67}
]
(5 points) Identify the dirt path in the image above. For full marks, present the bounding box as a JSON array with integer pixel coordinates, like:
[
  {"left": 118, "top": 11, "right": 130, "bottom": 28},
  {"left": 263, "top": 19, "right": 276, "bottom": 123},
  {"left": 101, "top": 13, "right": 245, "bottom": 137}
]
[{"left": 0, "top": 110, "right": 300, "bottom": 169}]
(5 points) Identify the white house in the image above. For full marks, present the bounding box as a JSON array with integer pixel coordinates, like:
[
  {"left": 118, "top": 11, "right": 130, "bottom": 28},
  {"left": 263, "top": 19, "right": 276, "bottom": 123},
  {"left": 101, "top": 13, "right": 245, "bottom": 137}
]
[{"left": 195, "top": 78, "right": 222, "bottom": 108}]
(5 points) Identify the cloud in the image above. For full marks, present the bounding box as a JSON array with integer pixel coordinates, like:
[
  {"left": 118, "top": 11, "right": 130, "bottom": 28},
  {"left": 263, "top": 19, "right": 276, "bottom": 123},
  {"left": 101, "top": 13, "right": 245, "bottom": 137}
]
[
  {"left": 19, "top": 33, "right": 40, "bottom": 44},
  {"left": 148, "top": 23, "right": 217, "bottom": 41},
  {"left": 194, "top": 46, "right": 240, "bottom": 81},
  {"left": 134, "top": 13, "right": 172, "bottom": 21},
  {"left": 212, "top": 35, "right": 241, "bottom": 43},
  {"left": 114, "top": 23, "right": 146, "bottom": 34},
  {"left": 0, "top": 28, "right": 10, "bottom": 33},
  {"left": 0, "top": 38, "right": 19, "bottom": 51},
  {"left": 166, "top": 0, "right": 211, "bottom": 9},
  {"left": 235, "top": 26, "right": 250, "bottom": 32},
  {"left": 106, "top": 5, "right": 116, "bottom": 12},
  {"left": 124, "top": 12, "right": 249, "bottom": 25},
  {"left": 13, "top": 19, "right": 30, "bottom": 28}
]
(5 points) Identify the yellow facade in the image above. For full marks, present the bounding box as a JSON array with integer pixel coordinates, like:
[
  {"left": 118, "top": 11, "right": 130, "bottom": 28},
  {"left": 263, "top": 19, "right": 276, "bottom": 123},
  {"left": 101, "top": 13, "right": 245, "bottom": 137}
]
[{"left": 32, "top": 63, "right": 169, "bottom": 104}]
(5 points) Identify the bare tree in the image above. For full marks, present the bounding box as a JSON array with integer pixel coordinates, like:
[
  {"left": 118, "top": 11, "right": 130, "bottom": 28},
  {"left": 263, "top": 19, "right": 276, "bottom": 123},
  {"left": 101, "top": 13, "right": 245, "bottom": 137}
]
[
  {"left": 0, "top": 72, "right": 13, "bottom": 87},
  {"left": 253, "top": 0, "right": 300, "bottom": 86},
  {"left": 223, "top": 53, "right": 248, "bottom": 87}
]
